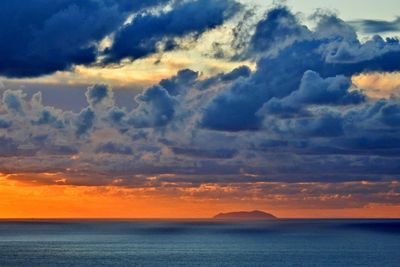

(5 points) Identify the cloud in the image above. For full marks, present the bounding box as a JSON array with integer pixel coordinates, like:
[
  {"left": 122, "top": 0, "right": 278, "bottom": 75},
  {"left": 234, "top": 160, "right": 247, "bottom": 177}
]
[
  {"left": 279, "top": 112, "right": 345, "bottom": 138},
  {"left": 128, "top": 85, "right": 176, "bottom": 128},
  {"left": 0, "top": 118, "right": 12, "bottom": 129},
  {"left": 30, "top": 92, "right": 66, "bottom": 128},
  {"left": 86, "top": 84, "right": 110, "bottom": 105},
  {"left": 0, "top": 0, "right": 170, "bottom": 77},
  {"left": 293, "top": 71, "right": 364, "bottom": 105},
  {"left": 0, "top": 5, "right": 400, "bottom": 210},
  {"left": 95, "top": 142, "right": 133, "bottom": 155},
  {"left": 0, "top": 137, "right": 27, "bottom": 157},
  {"left": 350, "top": 17, "right": 400, "bottom": 34},
  {"left": 246, "top": 6, "right": 310, "bottom": 57},
  {"left": 171, "top": 147, "right": 237, "bottom": 159},
  {"left": 196, "top": 65, "right": 251, "bottom": 90},
  {"left": 103, "top": 0, "right": 242, "bottom": 63},
  {"left": 2, "top": 90, "right": 25, "bottom": 115},
  {"left": 260, "top": 71, "right": 365, "bottom": 116},
  {"left": 159, "top": 69, "right": 199, "bottom": 96},
  {"left": 201, "top": 9, "right": 400, "bottom": 132},
  {"left": 220, "top": 65, "right": 252, "bottom": 81},
  {"left": 75, "top": 107, "right": 95, "bottom": 137}
]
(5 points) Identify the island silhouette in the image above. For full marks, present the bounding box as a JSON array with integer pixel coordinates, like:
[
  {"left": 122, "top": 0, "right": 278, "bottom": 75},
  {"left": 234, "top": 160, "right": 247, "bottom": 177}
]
[{"left": 213, "top": 210, "right": 277, "bottom": 220}]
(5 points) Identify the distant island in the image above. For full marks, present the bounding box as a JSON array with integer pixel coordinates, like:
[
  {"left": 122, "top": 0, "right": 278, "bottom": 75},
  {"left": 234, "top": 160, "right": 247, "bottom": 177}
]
[{"left": 213, "top": 210, "right": 277, "bottom": 221}]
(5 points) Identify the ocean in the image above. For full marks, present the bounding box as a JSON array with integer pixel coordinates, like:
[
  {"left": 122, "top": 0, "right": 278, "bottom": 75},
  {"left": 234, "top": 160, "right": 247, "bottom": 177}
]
[{"left": 0, "top": 219, "right": 399, "bottom": 266}]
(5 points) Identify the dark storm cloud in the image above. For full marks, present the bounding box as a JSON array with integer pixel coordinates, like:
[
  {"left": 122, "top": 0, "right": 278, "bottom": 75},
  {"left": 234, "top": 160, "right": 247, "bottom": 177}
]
[
  {"left": 0, "top": 0, "right": 120, "bottom": 77},
  {"left": 0, "top": 0, "right": 242, "bottom": 77},
  {"left": 104, "top": 0, "right": 242, "bottom": 63}
]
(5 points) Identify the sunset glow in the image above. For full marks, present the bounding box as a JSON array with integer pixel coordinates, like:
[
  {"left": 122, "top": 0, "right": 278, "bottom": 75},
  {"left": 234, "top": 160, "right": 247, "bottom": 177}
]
[{"left": 1, "top": 173, "right": 399, "bottom": 218}]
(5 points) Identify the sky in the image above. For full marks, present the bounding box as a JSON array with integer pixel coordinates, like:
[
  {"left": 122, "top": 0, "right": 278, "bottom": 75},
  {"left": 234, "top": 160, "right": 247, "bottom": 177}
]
[
  {"left": 0, "top": 0, "right": 400, "bottom": 218},
  {"left": 274, "top": 0, "right": 400, "bottom": 20}
]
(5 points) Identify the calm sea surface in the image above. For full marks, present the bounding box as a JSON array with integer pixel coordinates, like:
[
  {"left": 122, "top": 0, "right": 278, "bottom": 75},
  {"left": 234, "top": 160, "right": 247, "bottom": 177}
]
[{"left": 0, "top": 219, "right": 399, "bottom": 267}]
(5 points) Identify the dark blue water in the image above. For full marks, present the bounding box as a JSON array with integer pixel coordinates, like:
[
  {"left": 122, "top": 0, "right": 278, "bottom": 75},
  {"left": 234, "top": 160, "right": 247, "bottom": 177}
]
[{"left": 0, "top": 219, "right": 399, "bottom": 266}]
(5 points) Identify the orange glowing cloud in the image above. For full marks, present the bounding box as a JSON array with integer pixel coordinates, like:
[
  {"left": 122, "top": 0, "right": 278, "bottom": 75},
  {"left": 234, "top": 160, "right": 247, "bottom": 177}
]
[{"left": 353, "top": 72, "right": 400, "bottom": 99}]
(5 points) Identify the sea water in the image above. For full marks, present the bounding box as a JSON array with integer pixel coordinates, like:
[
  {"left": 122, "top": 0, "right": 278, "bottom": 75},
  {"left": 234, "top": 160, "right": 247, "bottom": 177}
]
[{"left": 0, "top": 219, "right": 399, "bottom": 266}]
